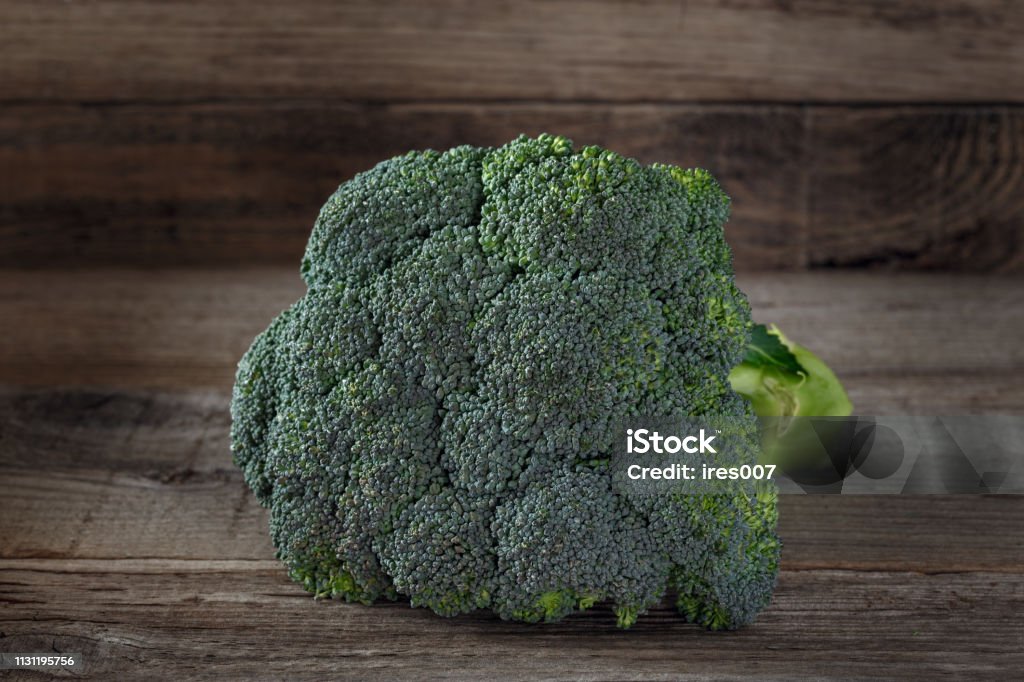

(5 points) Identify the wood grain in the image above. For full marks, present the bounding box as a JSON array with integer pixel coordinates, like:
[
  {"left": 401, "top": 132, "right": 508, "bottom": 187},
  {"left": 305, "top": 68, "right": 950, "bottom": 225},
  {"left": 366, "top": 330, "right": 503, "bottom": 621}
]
[
  {"left": 2, "top": 562, "right": 1021, "bottom": 679},
  {"left": 808, "top": 107, "right": 1024, "bottom": 269},
  {"left": 2, "top": 385, "right": 1022, "bottom": 571},
  {"left": 0, "top": 102, "right": 802, "bottom": 270},
  {"left": 0, "top": 268, "right": 304, "bottom": 392},
  {"left": 2, "top": 1, "right": 1022, "bottom": 104},
  {"left": 2, "top": 269, "right": 1022, "bottom": 413},
  {"left": 2, "top": 103, "right": 1022, "bottom": 270},
  {"left": 1, "top": 387, "right": 1022, "bottom": 677},
  {"left": 1, "top": 268, "right": 1022, "bottom": 678},
  {"left": 3, "top": 434, "right": 1022, "bottom": 571},
  {"left": 3, "top": 1, "right": 1023, "bottom": 675}
]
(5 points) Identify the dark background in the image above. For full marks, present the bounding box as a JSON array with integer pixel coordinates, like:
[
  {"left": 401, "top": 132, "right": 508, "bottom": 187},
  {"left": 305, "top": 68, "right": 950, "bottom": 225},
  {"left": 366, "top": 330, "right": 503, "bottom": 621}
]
[
  {"left": 1, "top": 2, "right": 1022, "bottom": 680},
  {"left": 2, "top": 0, "right": 1022, "bottom": 272}
]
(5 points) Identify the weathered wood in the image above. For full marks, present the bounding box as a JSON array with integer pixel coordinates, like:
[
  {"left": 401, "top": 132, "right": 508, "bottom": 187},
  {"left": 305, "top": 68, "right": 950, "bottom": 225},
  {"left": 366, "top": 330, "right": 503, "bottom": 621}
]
[
  {"left": 2, "top": 1, "right": 1022, "bottom": 104},
  {"left": 2, "top": 387, "right": 1023, "bottom": 571},
  {"left": 0, "top": 268, "right": 304, "bottom": 391},
  {"left": 1, "top": 562, "right": 1021, "bottom": 679},
  {"left": 739, "top": 273, "right": 1024, "bottom": 377},
  {"left": 808, "top": 107, "right": 1024, "bottom": 270},
  {"left": 1, "top": 267, "right": 1021, "bottom": 677},
  {"left": 2, "top": 269, "right": 1022, "bottom": 414},
  {"left": 0, "top": 468, "right": 274, "bottom": 562},
  {"left": 2, "top": 0, "right": 1023, "bottom": 673},
  {"left": 2, "top": 104, "right": 1022, "bottom": 270},
  {"left": 4, "top": 462, "right": 1023, "bottom": 573}
]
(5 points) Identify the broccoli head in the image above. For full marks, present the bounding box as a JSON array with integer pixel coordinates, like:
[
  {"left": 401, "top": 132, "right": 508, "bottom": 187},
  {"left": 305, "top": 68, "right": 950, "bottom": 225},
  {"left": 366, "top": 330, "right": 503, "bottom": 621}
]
[{"left": 231, "top": 134, "right": 780, "bottom": 629}]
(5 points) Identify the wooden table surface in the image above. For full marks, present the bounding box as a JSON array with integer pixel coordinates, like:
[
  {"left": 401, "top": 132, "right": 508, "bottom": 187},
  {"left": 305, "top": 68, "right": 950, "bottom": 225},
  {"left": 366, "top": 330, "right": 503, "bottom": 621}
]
[{"left": 2, "top": 269, "right": 1023, "bottom": 680}]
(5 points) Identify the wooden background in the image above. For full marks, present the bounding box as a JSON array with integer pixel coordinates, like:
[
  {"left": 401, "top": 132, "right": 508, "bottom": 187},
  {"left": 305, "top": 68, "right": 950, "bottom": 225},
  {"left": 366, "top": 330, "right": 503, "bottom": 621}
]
[
  {"left": 1, "top": 0, "right": 1023, "bottom": 271},
  {"left": 1, "top": 1, "right": 1023, "bottom": 679}
]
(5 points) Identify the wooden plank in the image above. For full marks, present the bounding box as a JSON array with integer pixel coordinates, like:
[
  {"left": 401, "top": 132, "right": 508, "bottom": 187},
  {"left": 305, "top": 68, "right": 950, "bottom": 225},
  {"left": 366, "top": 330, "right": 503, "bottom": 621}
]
[
  {"left": 740, "top": 273, "right": 1024, "bottom": 378},
  {"left": 2, "top": 269, "right": 1022, "bottom": 413},
  {"left": 0, "top": 468, "right": 275, "bottom": 561},
  {"left": 2, "top": 387, "right": 1023, "bottom": 571},
  {"left": 840, "top": 374, "right": 1024, "bottom": 416},
  {"left": 2, "top": 1, "right": 1023, "bottom": 104},
  {"left": 3, "top": 462, "right": 1023, "bottom": 572},
  {"left": 2, "top": 103, "right": 1022, "bottom": 270},
  {"left": 1, "top": 562, "right": 1021, "bottom": 679},
  {"left": 0, "top": 102, "right": 805, "bottom": 271},
  {"left": 0, "top": 268, "right": 305, "bottom": 391},
  {"left": 808, "top": 107, "right": 1024, "bottom": 270}
]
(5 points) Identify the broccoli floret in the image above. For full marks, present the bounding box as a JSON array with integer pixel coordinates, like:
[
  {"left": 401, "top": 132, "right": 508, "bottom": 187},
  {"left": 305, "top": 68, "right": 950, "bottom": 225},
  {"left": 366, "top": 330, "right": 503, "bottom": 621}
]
[{"left": 231, "top": 134, "right": 780, "bottom": 629}]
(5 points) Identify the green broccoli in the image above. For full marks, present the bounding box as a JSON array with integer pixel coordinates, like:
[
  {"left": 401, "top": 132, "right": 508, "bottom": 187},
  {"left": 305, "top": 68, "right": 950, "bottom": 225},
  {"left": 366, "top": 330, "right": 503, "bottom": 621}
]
[
  {"left": 729, "top": 323, "right": 853, "bottom": 473},
  {"left": 729, "top": 324, "right": 852, "bottom": 419},
  {"left": 232, "top": 134, "right": 780, "bottom": 629}
]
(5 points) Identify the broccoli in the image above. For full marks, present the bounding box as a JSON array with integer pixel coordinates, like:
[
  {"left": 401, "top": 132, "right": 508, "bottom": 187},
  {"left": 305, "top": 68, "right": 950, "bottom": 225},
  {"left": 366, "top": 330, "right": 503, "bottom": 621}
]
[
  {"left": 232, "top": 134, "right": 780, "bottom": 629},
  {"left": 729, "top": 323, "right": 852, "bottom": 420},
  {"left": 729, "top": 323, "right": 853, "bottom": 474}
]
